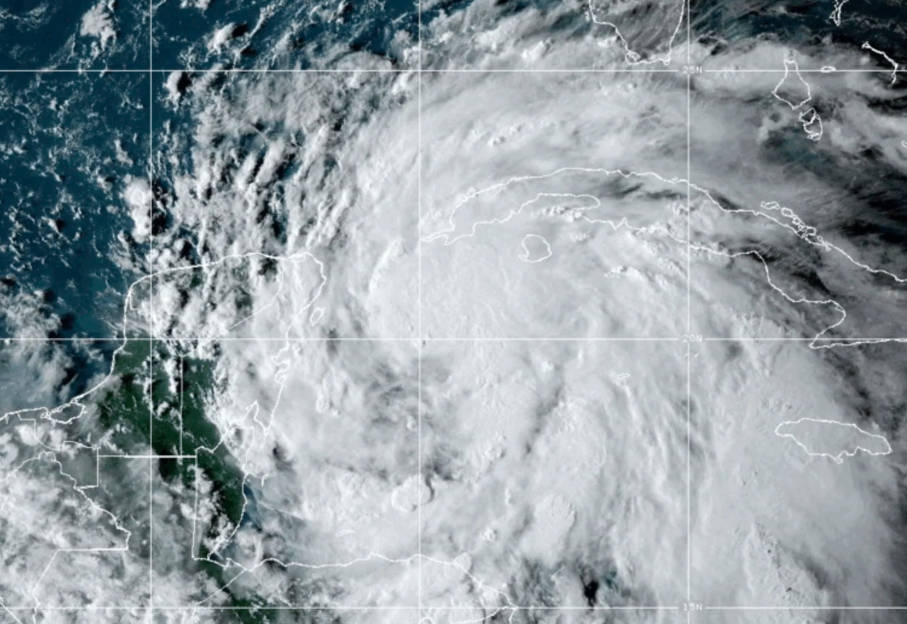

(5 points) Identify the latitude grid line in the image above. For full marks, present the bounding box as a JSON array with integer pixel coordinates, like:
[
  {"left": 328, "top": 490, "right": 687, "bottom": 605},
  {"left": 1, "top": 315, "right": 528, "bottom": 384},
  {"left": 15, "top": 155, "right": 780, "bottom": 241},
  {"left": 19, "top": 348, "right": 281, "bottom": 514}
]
[
  {"left": 4, "top": 604, "right": 907, "bottom": 612},
  {"left": 4, "top": 336, "right": 907, "bottom": 342},
  {"left": 0, "top": 68, "right": 900, "bottom": 73},
  {"left": 5, "top": 604, "right": 907, "bottom": 612},
  {"left": 0, "top": 7, "right": 903, "bottom": 622}
]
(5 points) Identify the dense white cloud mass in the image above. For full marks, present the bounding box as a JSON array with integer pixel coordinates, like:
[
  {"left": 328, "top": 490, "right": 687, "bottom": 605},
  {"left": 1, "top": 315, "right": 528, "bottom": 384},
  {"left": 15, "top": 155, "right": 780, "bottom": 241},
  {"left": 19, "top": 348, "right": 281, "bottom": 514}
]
[
  {"left": 79, "top": 0, "right": 117, "bottom": 55},
  {"left": 2, "top": 0, "right": 907, "bottom": 622}
]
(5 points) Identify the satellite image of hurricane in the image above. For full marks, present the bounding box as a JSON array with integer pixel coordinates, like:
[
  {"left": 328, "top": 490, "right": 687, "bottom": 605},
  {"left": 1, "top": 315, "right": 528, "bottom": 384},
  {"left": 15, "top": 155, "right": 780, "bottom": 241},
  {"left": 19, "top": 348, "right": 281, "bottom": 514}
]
[{"left": 1, "top": 0, "right": 907, "bottom": 622}]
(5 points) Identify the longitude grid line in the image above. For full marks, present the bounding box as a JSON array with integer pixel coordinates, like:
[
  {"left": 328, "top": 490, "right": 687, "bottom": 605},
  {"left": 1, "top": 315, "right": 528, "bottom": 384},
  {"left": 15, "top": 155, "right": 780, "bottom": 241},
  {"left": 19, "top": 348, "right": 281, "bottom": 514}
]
[
  {"left": 148, "top": 0, "right": 155, "bottom": 619},
  {"left": 685, "top": 0, "right": 693, "bottom": 616},
  {"left": 417, "top": 0, "right": 424, "bottom": 618},
  {"left": 179, "top": 354, "right": 184, "bottom": 456},
  {"left": 679, "top": 1, "right": 904, "bottom": 617}
]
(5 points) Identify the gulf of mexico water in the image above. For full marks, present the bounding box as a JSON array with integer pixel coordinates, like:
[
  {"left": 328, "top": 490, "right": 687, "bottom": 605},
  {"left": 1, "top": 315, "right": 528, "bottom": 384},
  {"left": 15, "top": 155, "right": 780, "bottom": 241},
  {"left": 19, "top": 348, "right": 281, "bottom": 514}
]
[{"left": 0, "top": 71, "right": 150, "bottom": 339}]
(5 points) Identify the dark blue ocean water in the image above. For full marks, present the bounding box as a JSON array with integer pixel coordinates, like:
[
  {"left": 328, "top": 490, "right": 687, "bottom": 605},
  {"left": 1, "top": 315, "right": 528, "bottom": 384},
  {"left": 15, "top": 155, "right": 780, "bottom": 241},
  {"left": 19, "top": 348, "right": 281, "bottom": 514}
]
[
  {"left": 1, "top": 0, "right": 423, "bottom": 341},
  {"left": 152, "top": 0, "right": 418, "bottom": 70},
  {"left": 0, "top": 0, "right": 148, "bottom": 69},
  {"left": 0, "top": 72, "right": 150, "bottom": 338},
  {"left": 692, "top": 0, "right": 907, "bottom": 55}
]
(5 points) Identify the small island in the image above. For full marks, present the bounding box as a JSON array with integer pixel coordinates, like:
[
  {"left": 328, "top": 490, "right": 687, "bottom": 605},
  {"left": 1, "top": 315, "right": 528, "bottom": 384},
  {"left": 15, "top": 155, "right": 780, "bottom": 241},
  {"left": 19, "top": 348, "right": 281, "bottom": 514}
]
[{"left": 775, "top": 418, "right": 892, "bottom": 464}]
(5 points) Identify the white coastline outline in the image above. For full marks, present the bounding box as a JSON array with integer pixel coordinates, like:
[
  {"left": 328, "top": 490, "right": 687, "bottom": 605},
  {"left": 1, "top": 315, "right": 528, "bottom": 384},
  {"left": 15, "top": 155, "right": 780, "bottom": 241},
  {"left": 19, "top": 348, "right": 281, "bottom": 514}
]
[
  {"left": 423, "top": 166, "right": 907, "bottom": 349},
  {"left": 0, "top": 250, "right": 528, "bottom": 621},
  {"left": 830, "top": 0, "right": 850, "bottom": 27},
  {"left": 586, "top": 0, "right": 687, "bottom": 66},
  {"left": 771, "top": 58, "right": 812, "bottom": 110},
  {"left": 774, "top": 417, "right": 893, "bottom": 464},
  {"left": 517, "top": 234, "right": 553, "bottom": 263},
  {"left": 861, "top": 42, "right": 900, "bottom": 85}
]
